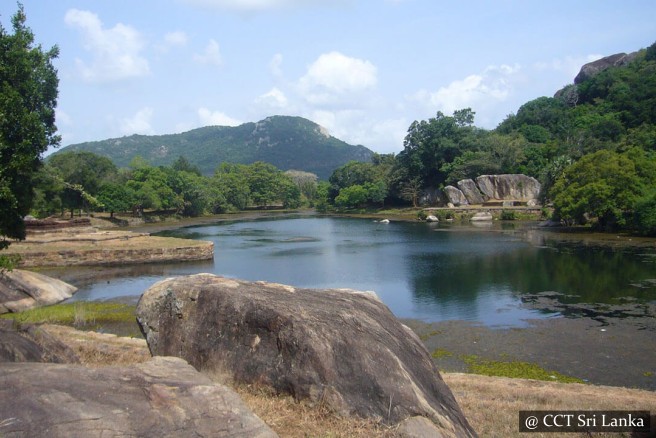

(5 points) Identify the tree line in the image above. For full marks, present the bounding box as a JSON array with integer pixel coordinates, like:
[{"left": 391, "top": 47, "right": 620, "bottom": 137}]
[
  {"left": 2, "top": 2, "right": 655, "bottom": 269},
  {"left": 33, "top": 153, "right": 308, "bottom": 219},
  {"left": 322, "top": 42, "right": 656, "bottom": 235}
]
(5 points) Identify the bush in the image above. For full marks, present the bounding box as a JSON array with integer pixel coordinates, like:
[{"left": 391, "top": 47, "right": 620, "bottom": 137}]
[
  {"left": 500, "top": 210, "right": 517, "bottom": 220},
  {"left": 633, "top": 192, "right": 656, "bottom": 236}
]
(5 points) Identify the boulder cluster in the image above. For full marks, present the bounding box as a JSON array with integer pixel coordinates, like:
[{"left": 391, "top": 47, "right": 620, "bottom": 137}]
[
  {"left": 1, "top": 273, "right": 477, "bottom": 437},
  {"left": 443, "top": 174, "right": 541, "bottom": 207}
]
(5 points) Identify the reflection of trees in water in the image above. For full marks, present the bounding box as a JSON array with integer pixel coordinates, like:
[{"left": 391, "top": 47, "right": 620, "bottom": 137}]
[{"left": 408, "top": 241, "right": 656, "bottom": 309}]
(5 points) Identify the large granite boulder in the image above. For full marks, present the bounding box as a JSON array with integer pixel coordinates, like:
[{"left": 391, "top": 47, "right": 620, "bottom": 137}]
[
  {"left": 0, "top": 319, "right": 80, "bottom": 364},
  {"left": 475, "top": 174, "right": 540, "bottom": 202},
  {"left": 0, "top": 355, "right": 278, "bottom": 437},
  {"left": 457, "top": 179, "right": 486, "bottom": 205},
  {"left": 574, "top": 52, "right": 638, "bottom": 84},
  {"left": 443, "top": 185, "right": 469, "bottom": 206},
  {"left": 0, "top": 269, "right": 77, "bottom": 314},
  {"left": 136, "top": 274, "right": 477, "bottom": 437}
]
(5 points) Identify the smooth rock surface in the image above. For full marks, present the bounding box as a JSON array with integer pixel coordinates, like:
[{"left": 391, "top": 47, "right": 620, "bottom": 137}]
[
  {"left": 0, "top": 356, "right": 278, "bottom": 438},
  {"left": 470, "top": 212, "right": 493, "bottom": 222},
  {"left": 574, "top": 52, "right": 638, "bottom": 84},
  {"left": 456, "top": 179, "right": 486, "bottom": 205},
  {"left": 475, "top": 174, "right": 540, "bottom": 202},
  {"left": 0, "top": 269, "right": 77, "bottom": 313},
  {"left": 443, "top": 186, "right": 469, "bottom": 206},
  {"left": 136, "top": 274, "right": 476, "bottom": 437}
]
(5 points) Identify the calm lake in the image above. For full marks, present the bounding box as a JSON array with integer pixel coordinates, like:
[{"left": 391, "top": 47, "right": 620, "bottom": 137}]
[{"left": 53, "top": 215, "right": 656, "bottom": 327}]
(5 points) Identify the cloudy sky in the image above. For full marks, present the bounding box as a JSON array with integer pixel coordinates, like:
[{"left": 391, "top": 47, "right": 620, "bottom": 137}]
[{"left": 3, "top": 1, "right": 655, "bottom": 154}]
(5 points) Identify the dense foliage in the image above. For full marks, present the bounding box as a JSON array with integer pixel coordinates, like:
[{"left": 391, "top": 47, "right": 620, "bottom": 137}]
[
  {"left": 53, "top": 116, "right": 373, "bottom": 180},
  {"left": 32, "top": 153, "right": 305, "bottom": 218},
  {"left": 0, "top": 5, "right": 59, "bottom": 250},
  {"left": 321, "top": 42, "right": 656, "bottom": 234}
]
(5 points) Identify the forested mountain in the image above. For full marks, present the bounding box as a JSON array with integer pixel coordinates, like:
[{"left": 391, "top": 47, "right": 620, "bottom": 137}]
[
  {"left": 54, "top": 116, "right": 373, "bottom": 180},
  {"left": 324, "top": 41, "right": 656, "bottom": 233}
]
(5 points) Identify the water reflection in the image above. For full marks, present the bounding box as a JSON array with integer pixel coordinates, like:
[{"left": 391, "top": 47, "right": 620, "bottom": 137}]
[{"left": 48, "top": 216, "right": 656, "bottom": 327}]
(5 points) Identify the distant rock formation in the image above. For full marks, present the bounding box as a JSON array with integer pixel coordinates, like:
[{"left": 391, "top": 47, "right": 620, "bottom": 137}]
[
  {"left": 444, "top": 185, "right": 470, "bottom": 206},
  {"left": 0, "top": 356, "right": 278, "bottom": 437},
  {"left": 457, "top": 179, "right": 485, "bottom": 205},
  {"left": 137, "top": 274, "right": 477, "bottom": 437},
  {"left": 574, "top": 52, "right": 639, "bottom": 84},
  {"left": 475, "top": 174, "right": 541, "bottom": 202},
  {"left": 442, "top": 174, "right": 540, "bottom": 206},
  {"left": 0, "top": 269, "right": 77, "bottom": 314}
]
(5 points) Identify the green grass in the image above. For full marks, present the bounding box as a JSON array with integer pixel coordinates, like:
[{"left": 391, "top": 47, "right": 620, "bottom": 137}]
[
  {"left": 1, "top": 302, "right": 137, "bottom": 329},
  {"left": 431, "top": 348, "right": 453, "bottom": 359},
  {"left": 460, "top": 354, "right": 585, "bottom": 384}
]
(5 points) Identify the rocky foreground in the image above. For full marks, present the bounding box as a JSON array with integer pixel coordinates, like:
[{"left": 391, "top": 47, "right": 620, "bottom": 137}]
[{"left": 1, "top": 275, "right": 478, "bottom": 437}]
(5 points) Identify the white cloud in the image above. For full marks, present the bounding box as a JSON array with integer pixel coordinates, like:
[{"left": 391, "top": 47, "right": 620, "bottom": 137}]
[
  {"left": 269, "top": 53, "right": 283, "bottom": 76},
  {"left": 256, "top": 87, "right": 289, "bottom": 110},
  {"left": 119, "top": 107, "right": 155, "bottom": 135},
  {"left": 409, "top": 64, "right": 521, "bottom": 116},
  {"left": 194, "top": 39, "right": 222, "bottom": 66},
  {"left": 298, "top": 51, "right": 377, "bottom": 106},
  {"left": 181, "top": 0, "right": 340, "bottom": 13},
  {"left": 198, "top": 107, "right": 241, "bottom": 126},
  {"left": 164, "top": 31, "right": 189, "bottom": 47},
  {"left": 64, "top": 9, "right": 150, "bottom": 83},
  {"left": 307, "top": 109, "right": 407, "bottom": 153}
]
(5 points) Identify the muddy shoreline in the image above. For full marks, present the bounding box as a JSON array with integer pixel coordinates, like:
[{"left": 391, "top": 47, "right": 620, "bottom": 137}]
[{"left": 403, "top": 314, "right": 656, "bottom": 391}]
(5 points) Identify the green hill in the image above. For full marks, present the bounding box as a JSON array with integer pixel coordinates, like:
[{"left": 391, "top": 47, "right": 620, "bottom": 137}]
[{"left": 54, "top": 116, "right": 373, "bottom": 180}]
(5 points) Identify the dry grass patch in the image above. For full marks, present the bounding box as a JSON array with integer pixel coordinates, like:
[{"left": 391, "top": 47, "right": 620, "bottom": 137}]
[
  {"left": 41, "top": 325, "right": 656, "bottom": 437},
  {"left": 444, "top": 372, "right": 656, "bottom": 438},
  {"left": 42, "top": 324, "right": 150, "bottom": 367}
]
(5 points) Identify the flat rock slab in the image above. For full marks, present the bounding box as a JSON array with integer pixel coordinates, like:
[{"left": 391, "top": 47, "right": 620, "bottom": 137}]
[
  {"left": 0, "top": 269, "right": 77, "bottom": 313},
  {"left": 0, "top": 356, "right": 278, "bottom": 438},
  {"left": 137, "top": 274, "right": 476, "bottom": 437}
]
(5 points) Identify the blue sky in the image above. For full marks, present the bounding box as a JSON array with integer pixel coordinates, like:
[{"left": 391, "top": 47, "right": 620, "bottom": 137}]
[{"left": 3, "top": 1, "right": 655, "bottom": 155}]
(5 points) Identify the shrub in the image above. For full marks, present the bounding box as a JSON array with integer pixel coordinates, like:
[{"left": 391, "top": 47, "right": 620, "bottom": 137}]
[
  {"left": 500, "top": 210, "right": 517, "bottom": 220},
  {"left": 633, "top": 192, "right": 656, "bottom": 236}
]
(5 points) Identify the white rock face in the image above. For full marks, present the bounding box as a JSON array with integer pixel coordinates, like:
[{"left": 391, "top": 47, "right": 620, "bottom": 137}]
[{"left": 475, "top": 174, "right": 541, "bottom": 202}]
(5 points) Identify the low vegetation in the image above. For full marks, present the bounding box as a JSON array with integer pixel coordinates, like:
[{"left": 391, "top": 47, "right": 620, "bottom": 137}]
[{"left": 1, "top": 302, "right": 140, "bottom": 336}]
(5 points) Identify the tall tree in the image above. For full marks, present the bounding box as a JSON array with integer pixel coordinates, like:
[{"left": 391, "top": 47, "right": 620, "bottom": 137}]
[{"left": 0, "top": 4, "right": 59, "bottom": 248}]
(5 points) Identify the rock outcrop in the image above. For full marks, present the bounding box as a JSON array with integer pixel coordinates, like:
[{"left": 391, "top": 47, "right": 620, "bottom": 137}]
[
  {"left": 136, "top": 274, "right": 477, "bottom": 437},
  {"left": 443, "top": 185, "right": 469, "bottom": 206},
  {"left": 574, "top": 52, "right": 638, "bottom": 84},
  {"left": 457, "top": 179, "right": 486, "bottom": 205},
  {"left": 0, "top": 269, "right": 77, "bottom": 313},
  {"left": 475, "top": 174, "right": 540, "bottom": 202},
  {"left": 470, "top": 212, "right": 493, "bottom": 222},
  {"left": 0, "top": 356, "right": 278, "bottom": 437},
  {"left": 0, "top": 320, "right": 80, "bottom": 363}
]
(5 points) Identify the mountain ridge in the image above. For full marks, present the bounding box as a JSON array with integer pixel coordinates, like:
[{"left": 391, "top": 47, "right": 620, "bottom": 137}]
[{"left": 54, "top": 115, "right": 374, "bottom": 180}]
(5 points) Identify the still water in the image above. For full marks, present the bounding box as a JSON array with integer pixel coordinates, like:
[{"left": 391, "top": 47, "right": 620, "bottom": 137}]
[{"left": 54, "top": 215, "right": 656, "bottom": 327}]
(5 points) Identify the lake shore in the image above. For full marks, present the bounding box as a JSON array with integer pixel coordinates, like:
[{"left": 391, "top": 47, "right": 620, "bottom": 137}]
[
  {"left": 4, "top": 227, "right": 214, "bottom": 267},
  {"left": 404, "top": 314, "right": 656, "bottom": 391}
]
